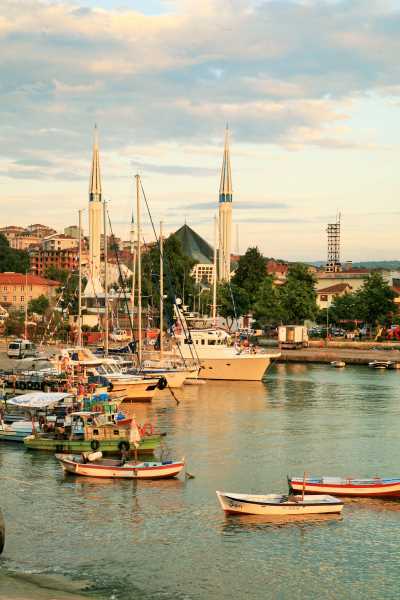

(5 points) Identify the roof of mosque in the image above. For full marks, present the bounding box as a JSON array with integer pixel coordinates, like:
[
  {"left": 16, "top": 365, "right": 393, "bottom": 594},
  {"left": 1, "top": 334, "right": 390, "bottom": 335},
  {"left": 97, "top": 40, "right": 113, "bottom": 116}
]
[{"left": 173, "top": 224, "right": 214, "bottom": 265}]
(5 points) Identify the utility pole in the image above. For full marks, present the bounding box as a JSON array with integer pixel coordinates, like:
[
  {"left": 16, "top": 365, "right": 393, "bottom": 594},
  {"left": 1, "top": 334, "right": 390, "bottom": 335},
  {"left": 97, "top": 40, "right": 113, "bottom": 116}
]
[{"left": 160, "top": 220, "right": 164, "bottom": 358}]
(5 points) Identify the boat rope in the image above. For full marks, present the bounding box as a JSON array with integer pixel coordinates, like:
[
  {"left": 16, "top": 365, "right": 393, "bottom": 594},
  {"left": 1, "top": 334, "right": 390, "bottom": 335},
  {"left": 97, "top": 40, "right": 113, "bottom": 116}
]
[{"left": 139, "top": 179, "right": 200, "bottom": 367}]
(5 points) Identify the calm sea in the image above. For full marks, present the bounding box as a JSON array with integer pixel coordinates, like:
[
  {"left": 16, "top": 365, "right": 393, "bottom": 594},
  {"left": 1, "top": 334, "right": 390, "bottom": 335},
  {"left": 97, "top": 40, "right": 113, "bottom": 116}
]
[{"left": 1, "top": 364, "right": 400, "bottom": 599}]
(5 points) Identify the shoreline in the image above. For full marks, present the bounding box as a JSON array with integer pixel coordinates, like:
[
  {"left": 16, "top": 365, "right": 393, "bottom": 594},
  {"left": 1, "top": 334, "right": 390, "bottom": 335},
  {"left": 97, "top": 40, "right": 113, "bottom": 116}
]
[
  {"left": 0, "top": 571, "right": 103, "bottom": 600},
  {"left": 277, "top": 345, "right": 400, "bottom": 365}
]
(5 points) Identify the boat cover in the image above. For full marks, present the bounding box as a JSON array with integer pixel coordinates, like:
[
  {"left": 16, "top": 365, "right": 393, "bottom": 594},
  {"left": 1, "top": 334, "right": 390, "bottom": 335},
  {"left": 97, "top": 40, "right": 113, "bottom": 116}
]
[{"left": 7, "top": 392, "right": 71, "bottom": 409}]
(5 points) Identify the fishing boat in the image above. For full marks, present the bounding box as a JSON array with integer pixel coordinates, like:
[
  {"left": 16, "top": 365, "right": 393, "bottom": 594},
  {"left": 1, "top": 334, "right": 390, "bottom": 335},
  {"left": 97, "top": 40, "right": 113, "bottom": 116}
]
[
  {"left": 23, "top": 410, "right": 162, "bottom": 455},
  {"left": 288, "top": 475, "right": 400, "bottom": 498},
  {"left": 216, "top": 491, "right": 343, "bottom": 516},
  {"left": 56, "top": 451, "right": 185, "bottom": 479},
  {"left": 368, "top": 360, "right": 391, "bottom": 369},
  {"left": 0, "top": 419, "right": 34, "bottom": 442}
]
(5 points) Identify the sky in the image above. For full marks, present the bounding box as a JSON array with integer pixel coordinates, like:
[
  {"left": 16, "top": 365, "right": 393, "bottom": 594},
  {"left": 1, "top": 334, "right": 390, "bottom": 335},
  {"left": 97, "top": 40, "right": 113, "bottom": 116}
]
[{"left": 1, "top": 0, "right": 400, "bottom": 261}]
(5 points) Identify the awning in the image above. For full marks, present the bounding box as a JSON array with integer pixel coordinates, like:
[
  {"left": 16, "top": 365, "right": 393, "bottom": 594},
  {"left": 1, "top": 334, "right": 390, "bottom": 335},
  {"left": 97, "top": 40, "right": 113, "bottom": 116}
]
[{"left": 7, "top": 392, "right": 72, "bottom": 409}]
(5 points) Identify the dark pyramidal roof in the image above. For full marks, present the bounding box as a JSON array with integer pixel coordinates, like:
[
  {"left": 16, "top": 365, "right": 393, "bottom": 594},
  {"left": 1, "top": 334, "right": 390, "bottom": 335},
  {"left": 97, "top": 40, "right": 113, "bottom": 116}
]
[{"left": 173, "top": 224, "right": 214, "bottom": 264}]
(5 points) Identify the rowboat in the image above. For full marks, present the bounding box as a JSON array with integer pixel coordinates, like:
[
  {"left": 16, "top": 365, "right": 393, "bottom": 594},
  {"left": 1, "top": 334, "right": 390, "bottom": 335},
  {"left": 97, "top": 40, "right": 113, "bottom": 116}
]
[
  {"left": 56, "top": 452, "right": 185, "bottom": 479},
  {"left": 288, "top": 475, "right": 400, "bottom": 498},
  {"left": 216, "top": 491, "right": 343, "bottom": 516},
  {"left": 330, "top": 361, "right": 346, "bottom": 368},
  {"left": 368, "top": 361, "right": 391, "bottom": 369}
]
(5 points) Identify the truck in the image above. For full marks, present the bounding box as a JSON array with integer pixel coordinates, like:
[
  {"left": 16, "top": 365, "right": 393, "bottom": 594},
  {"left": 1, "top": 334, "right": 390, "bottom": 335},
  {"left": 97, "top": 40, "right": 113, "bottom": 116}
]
[{"left": 278, "top": 326, "right": 309, "bottom": 349}]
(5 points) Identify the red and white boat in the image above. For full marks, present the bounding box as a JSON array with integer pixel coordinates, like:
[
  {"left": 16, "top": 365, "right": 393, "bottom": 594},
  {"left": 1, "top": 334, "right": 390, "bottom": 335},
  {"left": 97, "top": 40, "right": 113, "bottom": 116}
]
[
  {"left": 288, "top": 476, "right": 400, "bottom": 498},
  {"left": 56, "top": 451, "right": 185, "bottom": 479}
]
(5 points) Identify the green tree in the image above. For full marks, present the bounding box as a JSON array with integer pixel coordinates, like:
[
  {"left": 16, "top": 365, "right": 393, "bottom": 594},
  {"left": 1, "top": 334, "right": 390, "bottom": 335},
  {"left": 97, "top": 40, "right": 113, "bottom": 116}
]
[
  {"left": 357, "top": 272, "right": 396, "bottom": 325},
  {"left": 327, "top": 292, "right": 362, "bottom": 324},
  {"left": 0, "top": 234, "right": 30, "bottom": 273},
  {"left": 44, "top": 266, "right": 69, "bottom": 284},
  {"left": 218, "top": 283, "right": 250, "bottom": 330},
  {"left": 232, "top": 247, "right": 266, "bottom": 304},
  {"left": 141, "top": 235, "right": 196, "bottom": 323},
  {"left": 253, "top": 275, "right": 284, "bottom": 325},
  {"left": 280, "top": 263, "right": 318, "bottom": 324},
  {"left": 28, "top": 294, "right": 50, "bottom": 315}
]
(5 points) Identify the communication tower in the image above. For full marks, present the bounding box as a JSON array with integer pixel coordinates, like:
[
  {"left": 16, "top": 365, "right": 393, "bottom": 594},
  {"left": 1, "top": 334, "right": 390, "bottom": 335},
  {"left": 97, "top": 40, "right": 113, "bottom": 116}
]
[{"left": 325, "top": 214, "right": 341, "bottom": 273}]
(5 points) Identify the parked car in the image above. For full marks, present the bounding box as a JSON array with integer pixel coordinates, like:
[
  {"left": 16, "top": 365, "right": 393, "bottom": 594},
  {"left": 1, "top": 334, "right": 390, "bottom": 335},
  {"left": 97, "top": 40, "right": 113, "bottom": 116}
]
[{"left": 7, "top": 339, "right": 37, "bottom": 359}]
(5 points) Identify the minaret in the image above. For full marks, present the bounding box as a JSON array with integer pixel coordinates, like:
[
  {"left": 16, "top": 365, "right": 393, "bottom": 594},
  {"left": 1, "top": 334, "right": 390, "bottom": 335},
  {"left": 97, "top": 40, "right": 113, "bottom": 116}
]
[
  {"left": 218, "top": 125, "right": 233, "bottom": 281},
  {"left": 84, "top": 126, "right": 104, "bottom": 297}
]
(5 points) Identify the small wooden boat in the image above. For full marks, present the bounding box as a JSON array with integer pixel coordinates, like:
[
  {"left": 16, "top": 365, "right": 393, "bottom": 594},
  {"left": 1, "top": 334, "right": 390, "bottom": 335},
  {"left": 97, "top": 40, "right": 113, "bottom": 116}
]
[
  {"left": 368, "top": 360, "right": 391, "bottom": 369},
  {"left": 56, "top": 451, "right": 185, "bottom": 479},
  {"left": 289, "top": 475, "right": 400, "bottom": 498},
  {"left": 216, "top": 491, "right": 343, "bottom": 516},
  {"left": 330, "top": 361, "right": 346, "bottom": 368}
]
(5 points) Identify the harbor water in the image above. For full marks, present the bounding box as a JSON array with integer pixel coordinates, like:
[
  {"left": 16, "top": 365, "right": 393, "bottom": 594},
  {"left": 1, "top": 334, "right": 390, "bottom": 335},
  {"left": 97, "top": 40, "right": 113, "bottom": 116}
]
[{"left": 1, "top": 363, "right": 400, "bottom": 599}]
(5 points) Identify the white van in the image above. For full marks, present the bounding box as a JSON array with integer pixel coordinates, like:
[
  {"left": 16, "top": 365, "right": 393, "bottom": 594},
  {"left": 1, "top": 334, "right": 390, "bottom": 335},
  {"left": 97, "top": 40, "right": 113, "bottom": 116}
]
[{"left": 7, "top": 339, "right": 37, "bottom": 359}]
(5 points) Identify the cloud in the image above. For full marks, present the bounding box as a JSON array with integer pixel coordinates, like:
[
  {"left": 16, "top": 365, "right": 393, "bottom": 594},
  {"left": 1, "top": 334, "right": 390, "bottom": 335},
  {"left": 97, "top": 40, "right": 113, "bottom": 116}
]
[
  {"left": 181, "top": 200, "right": 291, "bottom": 211},
  {"left": 130, "top": 160, "right": 217, "bottom": 177}
]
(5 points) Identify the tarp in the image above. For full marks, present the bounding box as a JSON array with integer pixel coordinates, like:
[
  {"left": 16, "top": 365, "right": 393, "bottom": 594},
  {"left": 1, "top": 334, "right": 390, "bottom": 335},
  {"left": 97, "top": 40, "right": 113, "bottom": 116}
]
[{"left": 7, "top": 392, "right": 72, "bottom": 409}]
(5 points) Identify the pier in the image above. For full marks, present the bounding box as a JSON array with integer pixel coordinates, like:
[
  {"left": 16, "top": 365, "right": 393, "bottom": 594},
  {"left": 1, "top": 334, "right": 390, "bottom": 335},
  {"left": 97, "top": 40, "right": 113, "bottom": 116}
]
[{"left": 278, "top": 342, "right": 400, "bottom": 366}]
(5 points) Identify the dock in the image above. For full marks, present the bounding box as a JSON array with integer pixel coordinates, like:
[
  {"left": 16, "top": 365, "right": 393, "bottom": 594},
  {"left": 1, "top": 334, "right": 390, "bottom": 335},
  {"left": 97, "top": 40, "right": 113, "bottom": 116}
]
[{"left": 278, "top": 345, "right": 400, "bottom": 366}]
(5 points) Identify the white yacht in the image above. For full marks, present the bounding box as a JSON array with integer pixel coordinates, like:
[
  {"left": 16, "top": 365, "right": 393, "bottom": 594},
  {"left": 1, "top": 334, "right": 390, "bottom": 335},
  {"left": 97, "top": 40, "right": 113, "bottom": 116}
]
[{"left": 173, "top": 325, "right": 280, "bottom": 381}]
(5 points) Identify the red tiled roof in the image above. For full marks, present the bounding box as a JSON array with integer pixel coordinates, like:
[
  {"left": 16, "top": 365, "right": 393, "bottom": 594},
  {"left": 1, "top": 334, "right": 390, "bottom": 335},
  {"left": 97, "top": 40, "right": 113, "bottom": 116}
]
[
  {"left": 0, "top": 272, "right": 59, "bottom": 286},
  {"left": 317, "top": 283, "right": 352, "bottom": 294}
]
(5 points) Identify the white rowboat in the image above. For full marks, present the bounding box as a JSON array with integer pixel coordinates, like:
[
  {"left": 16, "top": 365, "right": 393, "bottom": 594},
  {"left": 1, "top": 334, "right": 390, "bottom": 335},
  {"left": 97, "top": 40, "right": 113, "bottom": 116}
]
[
  {"left": 56, "top": 452, "right": 185, "bottom": 479},
  {"left": 216, "top": 491, "right": 343, "bottom": 516}
]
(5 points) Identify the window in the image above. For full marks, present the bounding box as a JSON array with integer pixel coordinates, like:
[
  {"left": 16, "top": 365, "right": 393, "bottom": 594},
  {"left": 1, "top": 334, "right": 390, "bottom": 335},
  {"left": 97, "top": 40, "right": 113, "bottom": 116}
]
[{"left": 320, "top": 294, "right": 328, "bottom": 302}]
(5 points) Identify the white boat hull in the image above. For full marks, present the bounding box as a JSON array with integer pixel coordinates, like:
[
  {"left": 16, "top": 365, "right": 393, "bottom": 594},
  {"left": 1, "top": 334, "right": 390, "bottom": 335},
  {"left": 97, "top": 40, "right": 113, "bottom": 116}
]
[
  {"left": 109, "top": 379, "right": 159, "bottom": 403},
  {"left": 216, "top": 492, "right": 343, "bottom": 516},
  {"left": 57, "top": 455, "right": 185, "bottom": 479},
  {"left": 198, "top": 355, "right": 273, "bottom": 381}
]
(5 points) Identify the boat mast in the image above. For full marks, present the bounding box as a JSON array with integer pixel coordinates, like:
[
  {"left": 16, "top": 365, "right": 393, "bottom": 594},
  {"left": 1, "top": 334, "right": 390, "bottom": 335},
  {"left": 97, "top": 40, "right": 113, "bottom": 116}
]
[
  {"left": 24, "top": 271, "right": 28, "bottom": 340},
  {"left": 130, "top": 214, "right": 136, "bottom": 338},
  {"left": 136, "top": 174, "right": 142, "bottom": 365},
  {"left": 212, "top": 215, "right": 217, "bottom": 326},
  {"left": 78, "top": 209, "right": 83, "bottom": 347},
  {"left": 103, "top": 199, "right": 109, "bottom": 356},
  {"left": 160, "top": 220, "right": 164, "bottom": 358}
]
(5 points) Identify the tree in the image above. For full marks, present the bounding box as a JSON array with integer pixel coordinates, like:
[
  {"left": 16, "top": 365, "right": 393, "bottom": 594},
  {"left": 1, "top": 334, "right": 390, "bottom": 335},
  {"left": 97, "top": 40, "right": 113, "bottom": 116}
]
[
  {"left": 141, "top": 235, "right": 196, "bottom": 323},
  {"left": 327, "top": 292, "right": 362, "bottom": 324},
  {"left": 357, "top": 272, "right": 396, "bottom": 325},
  {"left": 44, "top": 266, "right": 69, "bottom": 284},
  {"left": 0, "top": 234, "right": 29, "bottom": 273},
  {"left": 218, "top": 283, "right": 250, "bottom": 330},
  {"left": 280, "top": 263, "right": 318, "bottom": 324},
  {"left": 28, "top": 294, "right": 50, "bottom": 315},
  {"left": 232, "top": 247, "right": 266, "bottom": 304},
  {"left": 253, "top": 275, "right": 284, "bottom": 325}
]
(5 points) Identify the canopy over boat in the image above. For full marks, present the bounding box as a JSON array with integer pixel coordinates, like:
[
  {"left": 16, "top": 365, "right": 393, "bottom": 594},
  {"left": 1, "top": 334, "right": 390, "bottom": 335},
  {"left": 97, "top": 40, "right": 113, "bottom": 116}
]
[{"left": 7, "top": 392, "right": 72, "bottom": 409}]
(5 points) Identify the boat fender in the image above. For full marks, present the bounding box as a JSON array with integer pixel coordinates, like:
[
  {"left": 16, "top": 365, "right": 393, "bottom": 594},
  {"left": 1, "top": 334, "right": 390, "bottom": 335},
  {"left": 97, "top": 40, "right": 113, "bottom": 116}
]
[
  {"left": 90, "top": 440, "right": 100, "bottom": 451},
  {"left": 118, "top": 441, "right": 130, "bottom": 452},
  {"left": 26, "top": 381, "right": 33, "bottom": 390},
  {"left": 157, "top": 376, "right": 168, "bottom": 391}
]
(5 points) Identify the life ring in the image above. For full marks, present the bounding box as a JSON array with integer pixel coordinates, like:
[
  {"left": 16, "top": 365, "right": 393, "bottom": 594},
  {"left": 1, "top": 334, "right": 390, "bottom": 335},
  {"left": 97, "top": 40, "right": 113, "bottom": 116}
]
[
  {"left": 118, "top": 441, "right": 130, "bottom": 452},
  {"left": 140, "top": 422, "right": 154, "bottom": 437},
  {"left": 90, "top": 440, "right": 100, "bottom": 451},
  {"left": 157, "top": 376, "right": 167, "bottom": 391}
]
